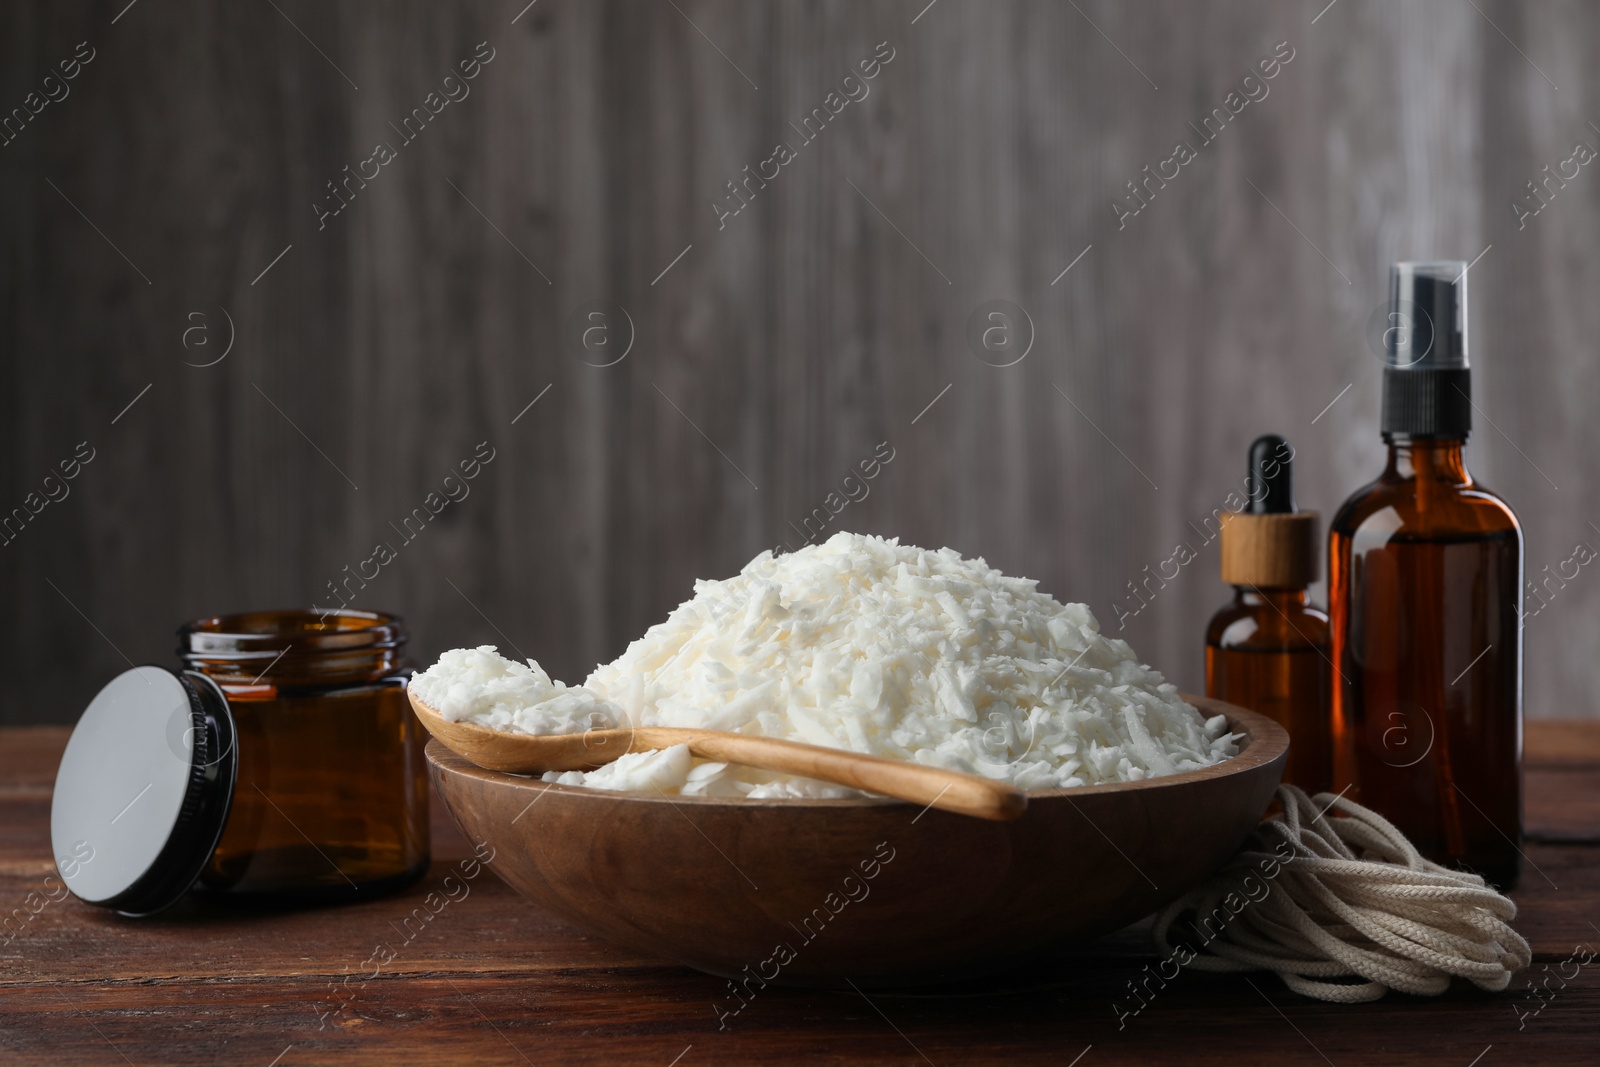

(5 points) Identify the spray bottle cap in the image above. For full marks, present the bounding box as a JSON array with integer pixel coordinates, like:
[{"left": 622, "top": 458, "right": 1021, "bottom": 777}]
[
  {"left": 1220, "top": 434, "right": 1319, "bottom": 589},
  {"left": 1381, "top": 261, "right": 1473, "bottom": 436},
  {"left": 1387, "top": 261, "right": 1469, "bottom": 370}
]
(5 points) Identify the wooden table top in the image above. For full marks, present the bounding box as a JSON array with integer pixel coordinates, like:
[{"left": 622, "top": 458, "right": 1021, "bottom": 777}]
[{"left": 3, "top": 724, "right": 1596, "bottom": 1066}]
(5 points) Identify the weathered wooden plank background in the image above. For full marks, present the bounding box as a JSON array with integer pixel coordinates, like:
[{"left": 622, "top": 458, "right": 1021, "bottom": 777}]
[{"left": 1, "top": 0, "right": 1594, "bottom": 726}]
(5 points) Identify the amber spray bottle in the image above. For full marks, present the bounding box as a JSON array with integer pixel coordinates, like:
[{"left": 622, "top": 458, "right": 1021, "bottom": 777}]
[
  {"left": 1329, "top": 262, "right": 1523, "bottom": 887},
  {"left": 1206, "top": 435, "right": 1332, "bottom": 795}
]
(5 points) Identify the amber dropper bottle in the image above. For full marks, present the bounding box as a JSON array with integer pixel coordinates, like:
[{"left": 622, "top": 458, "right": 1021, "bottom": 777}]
[
  {"left": 1329, "top": 261, "right": 1523, "bottom": 887},
  {"left": 1206, "top": 435, "right": 1333, "bottom": 795}
]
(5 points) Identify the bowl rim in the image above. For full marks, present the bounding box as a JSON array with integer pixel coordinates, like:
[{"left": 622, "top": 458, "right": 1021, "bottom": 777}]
[{"left": 426, "top": 693, "right": 1288, "bottom": 811}]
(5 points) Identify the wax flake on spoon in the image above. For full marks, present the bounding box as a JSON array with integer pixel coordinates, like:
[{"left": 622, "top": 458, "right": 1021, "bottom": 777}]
[{"left": 409, "top": 646, "right": 623, "bottom": 736}]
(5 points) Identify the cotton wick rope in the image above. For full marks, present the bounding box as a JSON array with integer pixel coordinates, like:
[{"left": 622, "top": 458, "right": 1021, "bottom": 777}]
[{"left": 1151, "top": 784, "right": 1531, "bottom": 1003}]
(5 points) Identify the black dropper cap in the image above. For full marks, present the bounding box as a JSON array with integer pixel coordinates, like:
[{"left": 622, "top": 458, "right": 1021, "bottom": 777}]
[
  {"left": 1246, "top": 434, "right": 1294, "bottom": 514},
  {"left": 1381, "top": 261, "right": 1472, "bottom": 437}
]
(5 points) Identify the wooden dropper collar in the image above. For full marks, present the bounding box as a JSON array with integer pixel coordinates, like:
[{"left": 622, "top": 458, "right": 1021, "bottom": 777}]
[{"left": 1221, "top": 511, "right": 1319, "bottom": 588}]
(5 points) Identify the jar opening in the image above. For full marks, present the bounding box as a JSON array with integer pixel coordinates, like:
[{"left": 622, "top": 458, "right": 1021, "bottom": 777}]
[{"left": 179, "top": 610, "right": 407, "bottom": 686}]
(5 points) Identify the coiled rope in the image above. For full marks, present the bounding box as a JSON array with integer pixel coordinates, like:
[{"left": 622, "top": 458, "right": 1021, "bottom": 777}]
[{"left": 1151, "top": 784, "right": 1531, "bottom": 1003}]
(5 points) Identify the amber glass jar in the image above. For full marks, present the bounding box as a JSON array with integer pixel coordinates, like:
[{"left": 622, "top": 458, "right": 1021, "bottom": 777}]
[{"left": 179, "top": 610, "right": 429, "bottom": 900}]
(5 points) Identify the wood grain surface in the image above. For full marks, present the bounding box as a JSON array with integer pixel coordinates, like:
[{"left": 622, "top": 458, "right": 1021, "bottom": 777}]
[
  {"left": 2, "top": 0, "right": 1596, "bottom": 730},
  {"left": 2, "top": 722, "right": 1598, "bottom": 1065}
]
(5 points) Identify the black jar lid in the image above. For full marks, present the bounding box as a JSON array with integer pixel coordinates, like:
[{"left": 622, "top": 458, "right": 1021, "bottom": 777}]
[{"left": 50, "top": 666, "right": 237, "bottom": 917}]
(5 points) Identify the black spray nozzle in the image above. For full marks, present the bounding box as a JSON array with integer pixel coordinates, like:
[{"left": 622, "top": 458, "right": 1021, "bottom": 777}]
[
  {"left": 1246, "top": 434, "right": 1294, "bottom": 514},
  {"left": 1388, "top": 261, "right": 1469, "bottom": 371}
]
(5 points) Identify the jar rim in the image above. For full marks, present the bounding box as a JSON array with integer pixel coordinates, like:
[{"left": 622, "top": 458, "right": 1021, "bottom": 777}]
[{"left": 178, "top": 609, "right": 406, "bottom": 661}]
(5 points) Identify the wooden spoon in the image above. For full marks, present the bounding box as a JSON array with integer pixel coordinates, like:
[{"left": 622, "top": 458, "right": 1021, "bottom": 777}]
[{"left": 408, "top": 692, "right": 1028, "bottom": 822}]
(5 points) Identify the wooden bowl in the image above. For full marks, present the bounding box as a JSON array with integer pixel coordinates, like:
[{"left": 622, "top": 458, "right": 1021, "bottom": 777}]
[{"left": 427, "top": 695, "right": 1286, "bottom": 985}]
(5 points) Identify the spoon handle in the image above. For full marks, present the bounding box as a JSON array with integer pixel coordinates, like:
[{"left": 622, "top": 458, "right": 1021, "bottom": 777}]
[
  {"left": 407, "top": 694, "right": 1027, "bottom": 822},
  {"left": 632, "top": 727, "right": 1028, "bottom": 822}
]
